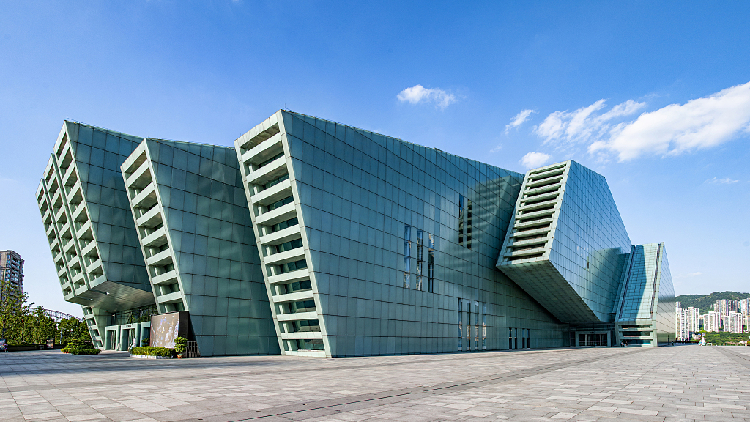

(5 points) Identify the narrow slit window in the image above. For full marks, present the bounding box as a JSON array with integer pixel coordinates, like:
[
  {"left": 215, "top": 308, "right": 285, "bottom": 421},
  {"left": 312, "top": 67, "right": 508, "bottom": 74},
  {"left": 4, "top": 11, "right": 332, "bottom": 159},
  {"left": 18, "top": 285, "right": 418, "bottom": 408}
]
[
  {"left": 482, "top": 303, "right": 487, "bottom": 350},
  {"left": 403, "top": 224, "right": 411, "bottom": 289},
  {"left": 474, "top": 301, "right": 479, "bottom": 350},
  {"left": 466, "top": 198, "right": 473, "bottom": 249},
  {"left": 458, "top": 195, "right": 464, "bottom": 246},
  {"left": 416, "top": 229, "right": 424, "bottom": 291},
  {"left": 427, "top": 250, "right": 435, "bottom": 293},
  {"left": 466, "top": 303, "right": 471, "bottom": 350},
  {"left": 458, "top": 299, "right": 463, "bottom": 350}
]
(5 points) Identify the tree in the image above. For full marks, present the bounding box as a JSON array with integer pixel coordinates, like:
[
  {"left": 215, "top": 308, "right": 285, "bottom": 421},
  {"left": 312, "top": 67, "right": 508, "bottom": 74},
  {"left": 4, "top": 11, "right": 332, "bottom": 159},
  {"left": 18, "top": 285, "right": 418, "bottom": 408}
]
[
  {"left": 1, "top": 279, "right": 91, "bottom": 346},
  {"left": 58, "top": 317, "right": 90, "bottom": 344},
  {"left": 29, "top": 307, "right": 57, "bottom": 344},
  {"left": 0, "top": 280, "right": 33, "bottom": 344}
]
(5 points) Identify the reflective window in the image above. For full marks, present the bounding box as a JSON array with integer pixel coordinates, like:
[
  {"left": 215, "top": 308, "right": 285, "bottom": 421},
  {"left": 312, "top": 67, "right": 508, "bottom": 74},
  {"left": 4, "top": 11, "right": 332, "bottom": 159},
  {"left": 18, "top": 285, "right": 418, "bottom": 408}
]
[
  {"left": 458, "top": 299, "right": 463, "bottom": 350},
  {"left": 403, "top": 224, "right": 411, "bottom": 288},
  {"left": 458, "top": 194, "right": 464, "bottom": 246}
]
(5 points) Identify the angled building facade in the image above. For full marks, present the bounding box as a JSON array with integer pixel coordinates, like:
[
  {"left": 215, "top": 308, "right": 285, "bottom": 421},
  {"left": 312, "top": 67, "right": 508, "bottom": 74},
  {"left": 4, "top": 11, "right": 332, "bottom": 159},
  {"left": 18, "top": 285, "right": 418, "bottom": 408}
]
[
  {"left": 614, "top": 243, "right": 675, "bottom": 346},
  {"left": 36, "top": 122, "right": 155, "bottom": 349},
  {"left": 121, "top": 139, "right": 278, "bottom": 356},
  {"left": 38, "top": 111, "right": 674, "bottom": 355},
  {"left": 234, "top": 110, "right": 567, "bottom": 357},
  {"left": 497, "top": 161, "right": 674, "bottom": 347}
]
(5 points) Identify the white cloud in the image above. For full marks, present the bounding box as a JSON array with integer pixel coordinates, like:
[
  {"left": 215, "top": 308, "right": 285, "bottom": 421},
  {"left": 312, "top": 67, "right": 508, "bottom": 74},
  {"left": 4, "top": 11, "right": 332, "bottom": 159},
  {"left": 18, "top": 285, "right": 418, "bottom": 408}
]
[
  {"left": 397, "top": 84, "right": 456, "bottom": 109},
  {"left": 590, "top": 81, "right": 750, "bottom": 161},
  {"left": 520, "top": 152, "right": 551, "bottom": 169},
  {"left": 505, "top": 109, "right": 536, "bottom": 133},
  {"left": 535, "top": 99, "right": 645, "bottom": 146},
  {"left": 705, "top": 177, "right": 739, "bottom": 184},
  {"left": 490, "top": 144, "right": 502, "bottom": 153}
]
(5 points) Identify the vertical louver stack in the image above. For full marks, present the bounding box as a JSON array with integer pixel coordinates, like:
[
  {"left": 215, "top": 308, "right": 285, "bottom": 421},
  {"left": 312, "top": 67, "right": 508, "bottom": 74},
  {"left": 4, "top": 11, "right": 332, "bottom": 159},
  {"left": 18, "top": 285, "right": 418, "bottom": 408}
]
[
  {"left": 122, "top": 144, "right": 185, "bottom": 313},
  {"left": 235, "top": 113, "right": 325, "bottom": 357},
  {"left": 36, "top": 122, "right": 154, "bottom": 348},
  {"left": 123, "top": 139, "right": 278, "bottom": 356},
  {"left": 499, "top": 162, "right": 569, "bottom": 264}
]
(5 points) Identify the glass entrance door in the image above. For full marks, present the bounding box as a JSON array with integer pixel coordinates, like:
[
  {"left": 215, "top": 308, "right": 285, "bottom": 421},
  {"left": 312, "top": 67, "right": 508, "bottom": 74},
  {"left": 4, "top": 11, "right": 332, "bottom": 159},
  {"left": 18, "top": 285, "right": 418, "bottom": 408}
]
[{"left": 578, "top": 333, "right": 608, "bottom": 347}]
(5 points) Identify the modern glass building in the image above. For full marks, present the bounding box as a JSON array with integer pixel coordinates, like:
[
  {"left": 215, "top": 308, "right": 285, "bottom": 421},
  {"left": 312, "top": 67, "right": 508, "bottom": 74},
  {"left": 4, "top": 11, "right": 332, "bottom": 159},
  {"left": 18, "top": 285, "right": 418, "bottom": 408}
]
[
  {"left": 613, "top": 243, "right": 675, "bottom": 346},
  {"left": 121, "top": 138, "right": 278, "bottom": 356},
  {"left": 233, "top": 111, "right": 566, "bottom": 357},
  {"left": 497, "top": 161, "right": 674, "bottom": 347},
  {"left": 36, "top": 122, "right": 155, "bottom": 349},
  {"left": 38, "top": 111, "right": 674, "bottom": 356}
]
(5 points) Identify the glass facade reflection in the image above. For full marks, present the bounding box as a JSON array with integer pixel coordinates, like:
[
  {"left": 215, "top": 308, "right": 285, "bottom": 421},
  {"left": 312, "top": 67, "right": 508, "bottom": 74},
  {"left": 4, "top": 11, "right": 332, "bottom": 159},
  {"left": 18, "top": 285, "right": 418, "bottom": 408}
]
[
  {"left": 36, "top": 122, "right": 154, "bottom": 348},
  {"left": 121, "top": 139, "right": 278, "bottom": 356},
  {"left": 497, "top": 161, "right": 675, "bottom": 347},
  {"left": 235, "top": 111, "right": 568, "bottom": 357},
  {"left": 39, "top": 111, "right": 674, "bottom": 354}
]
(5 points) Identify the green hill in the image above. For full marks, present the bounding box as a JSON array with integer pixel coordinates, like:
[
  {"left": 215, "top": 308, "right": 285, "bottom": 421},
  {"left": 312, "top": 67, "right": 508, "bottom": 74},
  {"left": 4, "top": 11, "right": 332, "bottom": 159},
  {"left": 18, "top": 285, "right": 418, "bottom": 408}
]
[{"left": 675, "top": 291, "right": 750, "bottom": 311}]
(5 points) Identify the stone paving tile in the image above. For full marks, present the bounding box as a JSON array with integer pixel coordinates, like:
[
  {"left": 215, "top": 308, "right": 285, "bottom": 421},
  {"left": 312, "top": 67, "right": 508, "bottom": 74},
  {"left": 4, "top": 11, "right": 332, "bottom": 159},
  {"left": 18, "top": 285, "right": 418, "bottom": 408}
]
[{"left": 2, "top": 346, "right": 750, "bottom": 420}]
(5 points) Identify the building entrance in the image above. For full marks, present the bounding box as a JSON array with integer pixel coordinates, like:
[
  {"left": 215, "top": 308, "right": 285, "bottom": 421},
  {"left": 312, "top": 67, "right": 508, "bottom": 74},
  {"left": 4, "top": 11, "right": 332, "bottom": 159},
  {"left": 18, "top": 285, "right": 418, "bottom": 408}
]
[
  {"left": 458, "top": 299, "right": 485, "bottom": 351},
  {"left": 578, "top": 333, "right": 608, "bottom": 347}
]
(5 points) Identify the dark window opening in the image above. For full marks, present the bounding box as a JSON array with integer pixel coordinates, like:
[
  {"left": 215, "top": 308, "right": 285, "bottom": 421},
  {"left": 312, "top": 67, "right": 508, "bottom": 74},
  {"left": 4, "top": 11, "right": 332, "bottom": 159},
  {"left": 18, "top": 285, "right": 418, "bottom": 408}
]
[
  {"left": 267, "top": 195, "right": 293, "bottom": 213},
  {"left": 416, "top": 229, "right": 424, "bottom": 291},
  {"left": 458, "top": 195, "right": 464, "bottom": 245},
  {"left": 466, "top": 199, "right": 472, "bottom": 249},
  {"left": 403, "top": 225, "right": 411, "bottom": 289},
  {"left": 273, "top": 238, "right": 303, "bottom": 254},
  {"left": 270, "top": 217, "right": 298, "bottom": 233},
  {"left": 278, "top": 258, "right": 307, "bottom": 274}
]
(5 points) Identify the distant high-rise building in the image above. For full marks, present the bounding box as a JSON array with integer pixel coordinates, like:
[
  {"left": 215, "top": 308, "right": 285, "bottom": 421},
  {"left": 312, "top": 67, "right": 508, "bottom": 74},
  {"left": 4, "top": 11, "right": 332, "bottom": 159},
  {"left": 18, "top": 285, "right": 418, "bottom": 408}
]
[
  {"left": 0, "top": 250, "right": 24, "bottom": 296},
  {"left": 715, "top": 299, "right": 739, "bottom": 317},
  {"left": 738, "top": 298, "right": 750, "bottom": 316},
  {"left": 725, "top": 312, "right": 743, "bottom": 334},
  {"left": 676, "top": 306, "right": 700, "bottom": 341},
  {"left": 676, "top": 307, "right": 688, "bottom": 341},
  {"left": 705, "top": 311, "right": 721, "bottom": 332}
]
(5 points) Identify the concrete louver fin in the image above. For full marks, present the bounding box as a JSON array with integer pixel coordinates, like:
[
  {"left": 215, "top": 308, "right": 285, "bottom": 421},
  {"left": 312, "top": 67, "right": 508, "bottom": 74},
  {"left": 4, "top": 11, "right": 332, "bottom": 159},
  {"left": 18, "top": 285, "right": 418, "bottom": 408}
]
[
  {"left": 36, "top": 122, "right": 155, "bottom": 348},
  {"left": 121, "top": 141, "right": 187, "bottom": 315},
  {"left": 122, "top": 138, "right": 278, "bottom": 356},
  {"left": 497, "top": 160, "right": 632, "bottom": 324},
  {"left": 234, "top": 110, "right": 326, "bottom": 357}
]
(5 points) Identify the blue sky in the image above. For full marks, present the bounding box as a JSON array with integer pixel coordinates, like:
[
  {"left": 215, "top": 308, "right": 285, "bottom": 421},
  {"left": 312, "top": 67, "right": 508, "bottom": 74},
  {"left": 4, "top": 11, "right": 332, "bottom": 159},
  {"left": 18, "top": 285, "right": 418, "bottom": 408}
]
[{"left": 1, "top": 1, "right": 749, "bottom": 316}]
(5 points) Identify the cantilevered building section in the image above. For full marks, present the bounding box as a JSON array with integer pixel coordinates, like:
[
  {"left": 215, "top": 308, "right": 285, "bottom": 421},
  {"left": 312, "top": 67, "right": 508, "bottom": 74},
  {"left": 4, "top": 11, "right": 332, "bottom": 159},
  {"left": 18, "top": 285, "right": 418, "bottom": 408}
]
[
  {"left": 122, "top": 139, "right": 278, "bottom": 356},
  {"left": 36, "top": 122, "right": 155, "bottom": 348},
  {"left": 614, "top": 243, "right": 675, "bottom": 346},
  {"left": 236, "top": 110, "right": 566, "bottom": 357},
  {"left": 38, "top": 112, "right": 676, "bottom": 355},
  {"left": 497, "top": 161, "right": 631, "bottom": 325},
  {"left": 497, "top": 160, "right": 675, "bottom": 347}
]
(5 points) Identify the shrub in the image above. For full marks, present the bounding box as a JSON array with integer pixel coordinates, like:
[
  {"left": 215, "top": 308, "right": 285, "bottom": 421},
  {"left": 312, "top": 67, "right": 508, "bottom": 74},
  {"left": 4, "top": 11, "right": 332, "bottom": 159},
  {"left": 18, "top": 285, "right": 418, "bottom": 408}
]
[
  {"left": 141, "top": 337, "right": 150, "bottom": 347},
  {"left": 174, "top": 336, "right": 187, "bottom": 355},
  {"left": 130, "top": 347, "right": 175, "bottom": 358},
  {"left": 61, "top": 341, "right": 100, "bottom": 355},
  {"left": 71, "top": 348, "right": 100, "bottom": 355}
]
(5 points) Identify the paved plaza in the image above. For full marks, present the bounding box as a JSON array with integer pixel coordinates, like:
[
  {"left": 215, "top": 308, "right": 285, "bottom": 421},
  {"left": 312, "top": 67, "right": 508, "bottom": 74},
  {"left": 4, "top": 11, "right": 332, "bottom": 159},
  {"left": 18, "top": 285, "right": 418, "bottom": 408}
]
[{"left": 1, "top": 345, "right": 749, "bottom": 422}]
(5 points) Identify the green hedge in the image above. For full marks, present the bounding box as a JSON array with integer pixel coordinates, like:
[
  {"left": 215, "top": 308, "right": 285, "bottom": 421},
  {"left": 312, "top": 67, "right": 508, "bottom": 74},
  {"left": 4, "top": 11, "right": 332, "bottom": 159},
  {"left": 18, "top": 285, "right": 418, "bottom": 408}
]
[
  {"left": 61, "top": 345, "right": 101, "bottom": 355},
  {"left": 174, "top": 336, "right": 187, "bottom": 355},
  {"left": 130, "top": 347, "right": 175, "bottom": 357},
  {"left": 72, "top": 348, "right": 101, "bottom": 355}
]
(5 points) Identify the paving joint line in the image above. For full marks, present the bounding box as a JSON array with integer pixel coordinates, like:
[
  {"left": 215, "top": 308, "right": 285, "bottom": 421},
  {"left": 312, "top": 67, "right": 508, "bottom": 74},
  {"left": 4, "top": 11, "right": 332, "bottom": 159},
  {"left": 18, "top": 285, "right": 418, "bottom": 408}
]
[
  {"left": 185, "top": 348, "right": 650, "bottom": 422},
  {"left": 713, "top": 347, "right": 750, "bottom": 370},
  {"left": 0, "top": 348, "right": 618, "bottom": 394}
]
